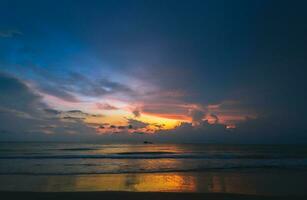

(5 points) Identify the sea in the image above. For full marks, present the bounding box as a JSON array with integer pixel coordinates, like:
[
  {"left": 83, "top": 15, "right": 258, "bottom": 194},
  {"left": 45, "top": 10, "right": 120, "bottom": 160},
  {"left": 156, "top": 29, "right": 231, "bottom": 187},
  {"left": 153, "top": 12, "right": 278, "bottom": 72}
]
[{"left": 1, "top": 142, "right": 307, "bottom": 194}]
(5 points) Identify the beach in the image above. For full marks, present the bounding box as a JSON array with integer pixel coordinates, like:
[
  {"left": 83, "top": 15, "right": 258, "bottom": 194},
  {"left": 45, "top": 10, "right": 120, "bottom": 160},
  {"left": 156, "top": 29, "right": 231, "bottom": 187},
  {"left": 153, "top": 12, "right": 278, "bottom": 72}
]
[
  {"left": 1, "top": 0, "right": 307, "bottom": 198},
  {"left": 1, "top": 170, "right": 307, "bottom": 196},
  {"left": 1, "top": 191, "right": 307, "bottom": 200},
  {"left": 1, "top": 143, "right": 307, "bottom": 198}
]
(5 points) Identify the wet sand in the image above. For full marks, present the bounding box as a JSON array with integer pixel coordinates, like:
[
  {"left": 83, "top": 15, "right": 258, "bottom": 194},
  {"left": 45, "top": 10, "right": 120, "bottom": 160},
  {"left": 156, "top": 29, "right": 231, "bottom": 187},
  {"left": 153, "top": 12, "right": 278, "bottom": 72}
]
[
  {"left": 1, "top": 191, "right": 306, "bottom": 200},
  {"left": 1, "top": 169, "right": 307, "bottom": 196}
]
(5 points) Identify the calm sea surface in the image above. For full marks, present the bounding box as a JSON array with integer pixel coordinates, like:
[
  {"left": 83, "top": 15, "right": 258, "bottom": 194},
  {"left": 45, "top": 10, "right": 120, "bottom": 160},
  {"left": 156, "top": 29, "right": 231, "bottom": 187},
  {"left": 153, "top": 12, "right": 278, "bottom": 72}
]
[
  {"left": 1, "top": 143, "right": 307, "bottom": 175},
  {"left": 1, "top": 143, "right": 307, "bottom": 194}
]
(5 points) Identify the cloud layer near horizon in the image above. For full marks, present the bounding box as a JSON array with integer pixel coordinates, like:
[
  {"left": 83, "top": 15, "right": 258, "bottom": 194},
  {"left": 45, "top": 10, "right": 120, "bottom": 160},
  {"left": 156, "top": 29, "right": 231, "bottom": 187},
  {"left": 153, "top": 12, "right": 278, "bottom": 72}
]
[{"left": 0, "top": 72, "right": 306, "bottom": 143}]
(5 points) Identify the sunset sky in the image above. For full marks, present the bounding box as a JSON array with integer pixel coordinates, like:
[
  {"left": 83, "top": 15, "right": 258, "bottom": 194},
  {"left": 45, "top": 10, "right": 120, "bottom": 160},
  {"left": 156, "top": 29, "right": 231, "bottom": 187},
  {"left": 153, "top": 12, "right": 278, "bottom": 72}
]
[{"left": 0, "top": 0, "right": 306, "bottom": 143}]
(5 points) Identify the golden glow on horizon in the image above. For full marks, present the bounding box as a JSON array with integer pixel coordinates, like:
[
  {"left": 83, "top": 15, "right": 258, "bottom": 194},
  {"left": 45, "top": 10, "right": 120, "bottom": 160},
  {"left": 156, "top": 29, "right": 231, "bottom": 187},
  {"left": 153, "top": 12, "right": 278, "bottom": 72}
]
[
  {"left": 138, "top": 114, "right": 181, "bottom": 130},
  {"left": 84, "top": 110, "right": 181, "bottom": 134},
  {"left": 39, "top": 86, "right": 255, "bottom": 134}
]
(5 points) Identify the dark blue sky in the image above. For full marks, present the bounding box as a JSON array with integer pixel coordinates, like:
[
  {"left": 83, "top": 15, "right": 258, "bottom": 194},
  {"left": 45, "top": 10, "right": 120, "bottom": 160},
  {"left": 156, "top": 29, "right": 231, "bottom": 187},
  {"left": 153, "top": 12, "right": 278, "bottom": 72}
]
[{"left": 0, "top": 0, "right": 306, "bottom": 143}]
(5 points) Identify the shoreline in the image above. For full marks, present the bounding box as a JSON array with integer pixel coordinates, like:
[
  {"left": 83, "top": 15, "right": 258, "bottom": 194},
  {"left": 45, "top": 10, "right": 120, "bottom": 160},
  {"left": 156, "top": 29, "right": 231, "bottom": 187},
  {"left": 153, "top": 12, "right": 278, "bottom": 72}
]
[
  {"left": 1, "top": 167, "right": 307, "bottom": 176},
  {"left": 1, "top": 169, "right": 307, "bottom": 195},
  {"left": 1, "top": 191, "right": 307, "bottom": 200}
]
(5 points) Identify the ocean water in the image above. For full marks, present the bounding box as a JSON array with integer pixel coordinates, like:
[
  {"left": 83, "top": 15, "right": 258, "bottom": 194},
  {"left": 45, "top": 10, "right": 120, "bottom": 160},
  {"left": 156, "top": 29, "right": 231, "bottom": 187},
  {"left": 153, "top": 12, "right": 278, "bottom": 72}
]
[{"left": 1, "top": 143, "right": 307, "bottom": 175}]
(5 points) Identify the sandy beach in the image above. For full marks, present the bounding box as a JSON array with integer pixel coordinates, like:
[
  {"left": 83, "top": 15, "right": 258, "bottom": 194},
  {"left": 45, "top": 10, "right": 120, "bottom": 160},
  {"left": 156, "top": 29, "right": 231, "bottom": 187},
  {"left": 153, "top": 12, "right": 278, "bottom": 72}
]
[
  {"left": 1, "top": 169, "right": 307, "bottom": 196},
  {"left": 1, "top": 191, "right": 307, "bottom": 200}
]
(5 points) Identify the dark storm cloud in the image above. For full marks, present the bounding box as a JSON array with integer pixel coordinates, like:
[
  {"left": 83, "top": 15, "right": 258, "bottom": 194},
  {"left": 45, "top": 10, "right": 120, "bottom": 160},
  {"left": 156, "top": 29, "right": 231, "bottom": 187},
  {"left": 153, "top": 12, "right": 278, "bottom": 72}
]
[
  {"left": 155, "top": 120, "right": 229, "bottom": 143},
  {"left": 126, "top": 0, "right": 307, "bottom": 141},
  {"left": 0, "top": 73, "right": 100, "bottom": 141},
  {"left": 0, "top": 73, "right": 43, "bottom": 114},
  {"left": 189, "top": 108, "right": 206, "bottom": 124}
]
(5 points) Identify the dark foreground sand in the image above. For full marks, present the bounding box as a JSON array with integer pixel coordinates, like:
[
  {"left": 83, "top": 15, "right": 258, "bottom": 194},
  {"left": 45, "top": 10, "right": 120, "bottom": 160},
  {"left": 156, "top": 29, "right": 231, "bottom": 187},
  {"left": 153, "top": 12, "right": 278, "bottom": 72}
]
[{"left": 1, "top": 192, "right": 306, "bottom": 200}]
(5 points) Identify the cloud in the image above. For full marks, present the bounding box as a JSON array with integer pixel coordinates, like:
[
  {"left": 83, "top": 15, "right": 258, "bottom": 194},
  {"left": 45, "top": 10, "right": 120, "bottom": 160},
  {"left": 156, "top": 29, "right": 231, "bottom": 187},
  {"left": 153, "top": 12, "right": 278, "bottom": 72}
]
[
  {"left": 24, "top": 69, "right": 135, "bottom": 102},
  {"left": 39, "top": 85, "right": 80, "bottom": 102},
  {"left": 189, "top": 108, "right": 206, "bottom": 125},
  {"left": 140, "top": 103, "right": 190, "bottom": 120},
  {"left": 93, "top": 118, "right": 152, "bottom": 135},
  {"left": 44, "top": 108, "right": 61, "bottom": 115},
  {"left": 0, "top": 30, "right": 22, "bottom": 38},
  {"left": 209, "top": 114, "right": 219, "bottom": 124},
  {"left": 0, "top": 73, "right": 100, "bottom": 141},
  {"left": 92, "top": 119, "right": 230, "bottom": 143},
  {"left": 62, "top": 110, "right": 102, "bottom": 118},
  {"left": 127, "top": 118, "right": 149, "bottom": 129},
  {"left": 65, "top": 72, "right": 134, "bottom": 97},
  {"left": 0, "top": 107, "right": 33, "bottom": 119},
  {"left": 233, "top": 114, "right": 307, "bottom": 143},
  {"left": 132, "top": 108, "right": 141, "bottom": 118},
  {"left": 0, "top": 73, "right": 43, "bottom": 114},
  {"left": 44, "top": 109, "right": 103, "bottom": 123},
  {"left": 0, "top": 71, "right": 304, "bottom": 144},
  {"left": 96, "top": 103, "right": 118, "bottom": 110},
  {"left": 0, "top": 71, "right": 305, "bottom": 143}
]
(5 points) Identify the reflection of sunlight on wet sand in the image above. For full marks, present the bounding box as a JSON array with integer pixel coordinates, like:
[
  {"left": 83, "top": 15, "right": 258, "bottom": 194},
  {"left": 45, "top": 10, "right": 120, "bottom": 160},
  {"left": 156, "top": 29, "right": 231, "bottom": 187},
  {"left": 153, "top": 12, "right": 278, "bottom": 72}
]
[
  {"left": 3, "top": 170, "right": 307, "bottom": 195},
  {"left": 133, "top": 174, "right": 196, "bottom": 192},
  {"left": 25, "top": 172, "right": 269, "bottom": 193},
  {"left": 42, "top": 172, "right": 268, "bottom": 193},
  {"left": 40, "top": 172, "right": 265, "bottom": 193},
  {"left": 40, "top": 171, "right": 302, "bottom": 194},
  {"left": 72, "top": 175, "right": 129, "bottom": 191},
  {"left": 71, "top": 173, "right": 196, "bottom": 192}
]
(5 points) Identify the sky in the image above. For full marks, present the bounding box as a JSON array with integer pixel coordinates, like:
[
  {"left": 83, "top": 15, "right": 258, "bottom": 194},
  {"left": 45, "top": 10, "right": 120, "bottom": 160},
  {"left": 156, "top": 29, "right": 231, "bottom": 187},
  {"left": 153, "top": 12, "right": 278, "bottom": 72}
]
[{"left": 0, "top": 0, "right": 306, "bottom": 143}]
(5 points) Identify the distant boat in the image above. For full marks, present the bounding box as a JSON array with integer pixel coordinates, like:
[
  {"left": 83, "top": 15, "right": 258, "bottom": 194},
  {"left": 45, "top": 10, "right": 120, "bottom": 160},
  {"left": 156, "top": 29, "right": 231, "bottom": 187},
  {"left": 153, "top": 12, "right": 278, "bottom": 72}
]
[{"left": 143, "top": 141, "right": 153, "bottom": 144}]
